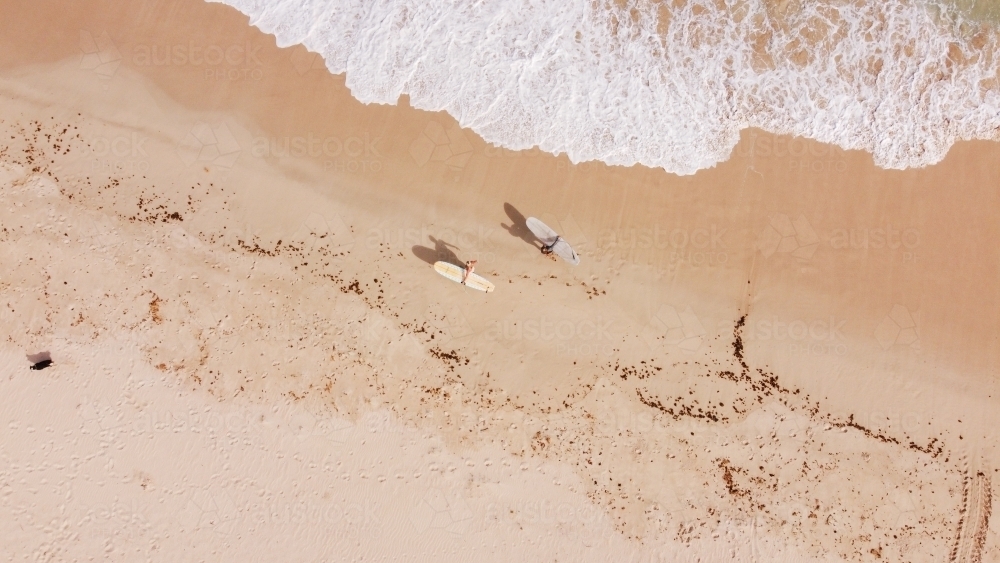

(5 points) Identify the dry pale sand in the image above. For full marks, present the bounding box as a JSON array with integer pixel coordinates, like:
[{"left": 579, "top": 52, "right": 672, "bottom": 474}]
[{"left": 1, "top": 0, "right": 998, "bottom": 561}]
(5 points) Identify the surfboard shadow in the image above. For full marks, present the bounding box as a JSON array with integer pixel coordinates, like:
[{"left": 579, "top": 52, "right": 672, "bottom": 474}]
[
  {"left": 501, "top": 203, "right": 540, "bottom": 248},
  {"left": 411, "top": 236, "right": 462, "bottom": 265}
]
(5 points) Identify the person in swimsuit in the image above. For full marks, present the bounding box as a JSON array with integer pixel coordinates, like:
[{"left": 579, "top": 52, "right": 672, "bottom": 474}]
[{"left": 461, "top": 259, "right": 478, "bottom": 284}]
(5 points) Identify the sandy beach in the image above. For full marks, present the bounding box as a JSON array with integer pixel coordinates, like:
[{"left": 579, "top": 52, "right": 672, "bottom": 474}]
[{"left": 1, "top": 0, "right": 998, "bottom": 561}]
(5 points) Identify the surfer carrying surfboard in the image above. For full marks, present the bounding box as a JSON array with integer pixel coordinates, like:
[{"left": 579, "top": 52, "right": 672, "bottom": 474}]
[
  {"left": 525, "top": 217, "right": 580, "bottom": 265},
  {"left": 540, "top": 236, "right": 561, "bottom": 255},
  {"left": 461, "top": 259, "right": 478, "bottom": 285}
]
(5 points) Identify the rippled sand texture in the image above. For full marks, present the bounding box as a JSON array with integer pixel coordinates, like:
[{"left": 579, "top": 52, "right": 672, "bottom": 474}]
[{"left": 1, "top": 0, "right": 999, "bottom": 562}]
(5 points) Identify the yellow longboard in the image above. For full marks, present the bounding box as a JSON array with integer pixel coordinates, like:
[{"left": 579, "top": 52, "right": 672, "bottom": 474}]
[{"left": 434, "top": 261, "right": 494, "bottom": 293}]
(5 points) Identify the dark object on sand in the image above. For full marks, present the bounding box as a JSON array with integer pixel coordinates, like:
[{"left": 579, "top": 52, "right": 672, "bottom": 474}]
[{"left": 27, "top": 351, "right": 52, "bottom": 371}]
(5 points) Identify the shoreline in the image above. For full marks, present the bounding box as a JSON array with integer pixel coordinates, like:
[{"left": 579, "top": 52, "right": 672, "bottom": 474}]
[
  {"left": 1, "top": 0, "right": 999, "bottom": 561},
  {"left": 210, "top": 0, "right": 1000, "bottom": 174}
]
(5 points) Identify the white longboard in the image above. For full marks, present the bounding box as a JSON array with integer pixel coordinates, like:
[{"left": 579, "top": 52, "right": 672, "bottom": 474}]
[
  {"left": 434, "top": 261, "right": 495, "bottom": 293},
  {"left": 525, "top": 217, "right": 580, "bottom": 265}
]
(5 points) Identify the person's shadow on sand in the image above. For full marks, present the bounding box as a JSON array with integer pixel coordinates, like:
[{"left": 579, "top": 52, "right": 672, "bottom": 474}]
[
  {"left": 412, "top": 236, "right": 462, "bottom": 265},
  {"left": 501, "top": 203, "right": 541, "bottom": 249}
]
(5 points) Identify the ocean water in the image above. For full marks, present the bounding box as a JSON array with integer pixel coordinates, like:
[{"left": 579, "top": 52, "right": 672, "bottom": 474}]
[{"left": 211, "top": 0, "right": 1000, "bottom": 175}]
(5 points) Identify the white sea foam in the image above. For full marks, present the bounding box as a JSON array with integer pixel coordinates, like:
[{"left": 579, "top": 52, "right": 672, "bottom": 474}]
[{"left": 211, "top": 0, "right": 1000, "bottom": 175}]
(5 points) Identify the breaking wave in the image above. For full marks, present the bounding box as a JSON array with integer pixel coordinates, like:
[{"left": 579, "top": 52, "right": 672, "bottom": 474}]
[{"left": 211, "top": 0, "right": 1000, "bottom": 175}]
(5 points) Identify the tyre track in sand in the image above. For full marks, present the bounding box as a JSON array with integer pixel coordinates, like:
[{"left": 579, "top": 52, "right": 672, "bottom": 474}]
[{"left": 951, "top": 471, "right": 992, "bottom": 563}]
